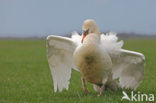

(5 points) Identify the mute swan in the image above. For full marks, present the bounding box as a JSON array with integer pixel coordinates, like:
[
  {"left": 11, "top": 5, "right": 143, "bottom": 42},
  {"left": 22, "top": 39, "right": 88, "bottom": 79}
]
[{"left": 47, "top": 19, "right": 145, "bottom": 96}]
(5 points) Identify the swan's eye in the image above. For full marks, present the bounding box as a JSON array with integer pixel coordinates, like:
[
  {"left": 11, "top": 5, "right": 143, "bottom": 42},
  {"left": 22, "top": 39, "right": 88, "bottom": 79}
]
[{"left": 83, "top": 29, "right": 89, "bottom": 36}]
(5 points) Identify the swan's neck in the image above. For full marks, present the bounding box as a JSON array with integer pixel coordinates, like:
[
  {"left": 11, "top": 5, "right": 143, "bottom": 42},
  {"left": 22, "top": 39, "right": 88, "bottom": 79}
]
[{"left": 82, "top": 33, "right": 101, "bottom": 45}]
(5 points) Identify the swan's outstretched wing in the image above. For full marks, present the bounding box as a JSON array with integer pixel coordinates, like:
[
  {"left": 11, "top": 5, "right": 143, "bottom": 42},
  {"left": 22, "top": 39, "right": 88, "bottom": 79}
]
[
  {"left": 100, "top": 32, "right": 145, "bottom": 89},
  {"left": 46, "top": 35, "right": 78, "bottom": 92},
  {"left": 112, "top": 49, "right": 145, "bottom": 89}
]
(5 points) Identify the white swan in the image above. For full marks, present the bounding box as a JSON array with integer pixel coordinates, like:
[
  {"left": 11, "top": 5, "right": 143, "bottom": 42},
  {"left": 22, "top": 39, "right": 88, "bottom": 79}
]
[{"left": 47, "top": 19, "right": 145, "bottom": 96}]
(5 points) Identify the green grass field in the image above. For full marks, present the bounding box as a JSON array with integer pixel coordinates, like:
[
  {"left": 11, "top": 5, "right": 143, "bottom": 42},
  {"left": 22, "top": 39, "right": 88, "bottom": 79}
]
[{"left": 0, "top": 39, "right": 156, "bottom": 103}]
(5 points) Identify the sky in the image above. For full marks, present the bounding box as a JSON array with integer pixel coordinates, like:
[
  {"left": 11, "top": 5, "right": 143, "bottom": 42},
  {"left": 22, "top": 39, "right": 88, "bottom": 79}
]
[{"left": 0, "top": 0, "right": 156, "bottom": 37}]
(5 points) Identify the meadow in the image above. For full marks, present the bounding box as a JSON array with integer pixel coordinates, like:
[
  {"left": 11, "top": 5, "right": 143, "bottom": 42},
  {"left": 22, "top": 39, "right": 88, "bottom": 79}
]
[{"left": 0, "top": 38, "right": 156, "bottom": 103}]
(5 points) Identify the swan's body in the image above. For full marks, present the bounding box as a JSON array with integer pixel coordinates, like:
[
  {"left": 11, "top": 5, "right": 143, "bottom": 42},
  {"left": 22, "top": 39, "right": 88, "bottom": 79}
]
[
  {"left": 46, "top": 19, "right": 145, "bottom": 95},
  {"left": 73, "top": 33, "right": 112, "bottom": 85}
]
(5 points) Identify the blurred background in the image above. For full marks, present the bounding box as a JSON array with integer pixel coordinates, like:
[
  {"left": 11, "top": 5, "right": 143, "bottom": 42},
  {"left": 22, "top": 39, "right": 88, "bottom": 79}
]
[{"left": 0, "top": 0, "right": 156, "bottom": 38}]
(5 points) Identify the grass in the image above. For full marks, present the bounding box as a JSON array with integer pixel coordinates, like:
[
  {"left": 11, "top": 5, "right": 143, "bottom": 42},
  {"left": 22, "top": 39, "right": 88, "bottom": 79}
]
[{"left": 0, "top": 38, "right": 156, "bottom": 103}]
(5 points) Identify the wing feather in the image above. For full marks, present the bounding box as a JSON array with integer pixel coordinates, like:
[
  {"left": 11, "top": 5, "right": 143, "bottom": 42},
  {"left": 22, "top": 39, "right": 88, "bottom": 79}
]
[
  {"left": 47, "top": 35, "right": 78, "bottom": 92},
  {"left": 101, "top": 32, "right": 145, "bottom": 90},
  {"left": 112, "top": 49, "right": 145, "bottom": 89}
]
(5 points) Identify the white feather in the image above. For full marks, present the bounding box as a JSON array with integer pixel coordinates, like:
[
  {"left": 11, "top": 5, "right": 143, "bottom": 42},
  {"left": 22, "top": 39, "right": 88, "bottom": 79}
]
[
  {"left": 100, "top": 32, "right": 123, "bottom": 57},
  {"left": 71, "top": 32, "right": 82, "bottom": 46},
  {"left": 47, "top": 35, "right": 78, "bottom": 92}
]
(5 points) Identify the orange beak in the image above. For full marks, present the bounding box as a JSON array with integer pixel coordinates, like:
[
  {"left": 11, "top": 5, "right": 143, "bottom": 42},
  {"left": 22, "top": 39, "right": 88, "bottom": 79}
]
[
  {"left": 81, "top": 34, "right": 87, "bottom": 43},
  {"left": 81, "top": 29, "right": 89, "bottom": 43}
]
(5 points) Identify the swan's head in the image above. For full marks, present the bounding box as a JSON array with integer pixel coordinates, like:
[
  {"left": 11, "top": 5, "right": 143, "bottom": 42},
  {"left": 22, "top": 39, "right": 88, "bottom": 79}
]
[{"left": 81, "top": 19, "right": 100, "bottom": 43}]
